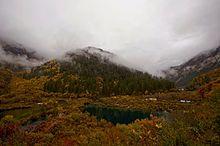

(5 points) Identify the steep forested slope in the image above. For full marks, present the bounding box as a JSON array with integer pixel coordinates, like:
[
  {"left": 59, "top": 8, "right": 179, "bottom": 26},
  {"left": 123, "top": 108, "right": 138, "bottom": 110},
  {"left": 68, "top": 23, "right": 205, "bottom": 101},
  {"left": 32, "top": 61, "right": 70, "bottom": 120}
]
[{"left": 22, "top": 47, "right": 174, "bottom": 97}]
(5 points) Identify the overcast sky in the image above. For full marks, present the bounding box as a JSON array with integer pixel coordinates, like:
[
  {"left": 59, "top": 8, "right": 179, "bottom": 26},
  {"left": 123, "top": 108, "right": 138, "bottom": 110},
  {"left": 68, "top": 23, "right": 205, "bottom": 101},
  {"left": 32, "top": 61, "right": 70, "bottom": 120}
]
[{"left": 0, "top": 0, "right": 220, "bottom": 74}]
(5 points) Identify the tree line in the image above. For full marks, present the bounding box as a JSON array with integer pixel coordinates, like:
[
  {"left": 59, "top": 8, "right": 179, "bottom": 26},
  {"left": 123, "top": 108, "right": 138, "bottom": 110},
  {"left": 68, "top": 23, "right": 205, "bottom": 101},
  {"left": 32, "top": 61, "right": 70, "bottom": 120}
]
[{"left": 42, "top": 55, "right": 174, "bottom": 97}]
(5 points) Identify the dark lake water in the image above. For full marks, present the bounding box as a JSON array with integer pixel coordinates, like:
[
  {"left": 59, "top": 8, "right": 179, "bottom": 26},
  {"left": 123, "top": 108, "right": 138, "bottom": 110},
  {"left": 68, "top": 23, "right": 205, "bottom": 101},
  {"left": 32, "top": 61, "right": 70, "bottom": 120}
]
[
  {"left": 21, "top": 115, "right": 47, "bottom": 130},
  {"left": 84, "top": 104, "right": 155, "bottom": 125}
]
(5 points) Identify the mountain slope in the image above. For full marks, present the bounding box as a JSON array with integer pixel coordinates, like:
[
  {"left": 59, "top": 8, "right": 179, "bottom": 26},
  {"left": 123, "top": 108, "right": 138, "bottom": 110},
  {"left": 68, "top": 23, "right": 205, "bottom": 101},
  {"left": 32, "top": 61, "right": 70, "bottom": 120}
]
[
  {"left": 0, "top": 40, "right": 44, "bottom": 70},
  {"left": 164, "top": 46, "right": 220, "bottom": 87},
  {"left": 189, "top": 67, "right": 220, "bottom": 90},
  {"left": 23, "top": 47, "right": 174, "bottom": 97},
  {"left": 0, "top": 68, "right": 12, "bottom": 95},
  {"left": 67, "top": 46, "right": 116, "bottom": 60}
]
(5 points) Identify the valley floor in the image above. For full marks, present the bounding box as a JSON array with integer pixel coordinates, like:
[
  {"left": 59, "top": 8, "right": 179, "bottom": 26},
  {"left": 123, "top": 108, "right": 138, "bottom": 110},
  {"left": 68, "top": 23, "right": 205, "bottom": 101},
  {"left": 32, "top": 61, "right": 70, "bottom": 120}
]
[{"left": 0, "top": 73, "right": 220, "bottom": 145}]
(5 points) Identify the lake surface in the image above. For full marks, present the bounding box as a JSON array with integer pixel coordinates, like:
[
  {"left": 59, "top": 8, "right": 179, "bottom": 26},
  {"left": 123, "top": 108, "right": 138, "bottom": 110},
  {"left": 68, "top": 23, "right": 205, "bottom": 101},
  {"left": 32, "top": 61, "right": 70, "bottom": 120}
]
[{"left": 84, "top": 104, "right": 152, "bottom": 125}]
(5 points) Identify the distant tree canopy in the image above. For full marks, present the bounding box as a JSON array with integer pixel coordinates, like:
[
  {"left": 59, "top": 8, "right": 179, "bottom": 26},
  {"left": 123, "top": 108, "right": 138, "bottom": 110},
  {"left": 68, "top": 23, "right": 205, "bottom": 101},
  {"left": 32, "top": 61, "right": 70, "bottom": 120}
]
[
  {"left": 188, "top": 68, "right": 220, "bottom": 90},
  {"left": 23, "top": 55, "right": 174, "bottom": 97},
  {"left": 0, "top": 68, "right": 12, "bottom": 95}
]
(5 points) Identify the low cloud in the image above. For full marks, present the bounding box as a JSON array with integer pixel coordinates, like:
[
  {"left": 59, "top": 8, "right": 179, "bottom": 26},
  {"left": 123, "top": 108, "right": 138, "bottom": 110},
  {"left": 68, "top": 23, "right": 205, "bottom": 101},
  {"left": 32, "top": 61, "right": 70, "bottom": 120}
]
[
  {"left": 0, "top": 0, "right": 220, "bottom": 74},
  {"left": 0, "top": 44, "right": 42, "bottom": 67}
]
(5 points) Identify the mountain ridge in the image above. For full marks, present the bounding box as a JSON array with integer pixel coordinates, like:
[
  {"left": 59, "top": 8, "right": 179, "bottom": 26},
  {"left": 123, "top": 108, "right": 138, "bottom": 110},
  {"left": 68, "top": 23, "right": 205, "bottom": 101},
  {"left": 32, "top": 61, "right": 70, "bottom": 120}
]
[
  {"left": 0, "top": 40, "right": 45, "bottom": 70},
  {"left": 164, "top": 46, "right": 220, "bottom": 87}
]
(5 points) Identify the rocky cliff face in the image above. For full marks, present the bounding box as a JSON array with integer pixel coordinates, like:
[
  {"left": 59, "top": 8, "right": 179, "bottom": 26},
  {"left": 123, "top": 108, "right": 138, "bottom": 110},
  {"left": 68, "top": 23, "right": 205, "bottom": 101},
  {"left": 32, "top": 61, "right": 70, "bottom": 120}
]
[{"left": 164, "top": 46, "right": 220, "bottom": 87}]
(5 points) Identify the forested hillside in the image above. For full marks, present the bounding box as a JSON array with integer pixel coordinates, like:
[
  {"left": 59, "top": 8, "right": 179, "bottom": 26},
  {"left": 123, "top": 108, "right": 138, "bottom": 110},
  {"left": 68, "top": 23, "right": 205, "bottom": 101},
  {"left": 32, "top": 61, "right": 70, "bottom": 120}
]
[
  {"left": 0, "top": 68, "right": 12, "bottom": 95},
  {"left": 0, "top": 47, "right": 219, "bottom": 145},
  {"left": 22, "top": 52, "right": 174, "bottom": 97},
  {"left": 188, "top": 67, "right": 220, "bottom": 94}
]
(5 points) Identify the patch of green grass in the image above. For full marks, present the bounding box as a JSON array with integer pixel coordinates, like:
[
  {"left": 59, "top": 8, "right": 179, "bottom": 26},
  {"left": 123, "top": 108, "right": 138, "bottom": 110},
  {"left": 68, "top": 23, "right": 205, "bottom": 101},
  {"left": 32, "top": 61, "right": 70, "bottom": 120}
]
[{"left": 1, "top": 107, "right": 46, "bottom": 121}]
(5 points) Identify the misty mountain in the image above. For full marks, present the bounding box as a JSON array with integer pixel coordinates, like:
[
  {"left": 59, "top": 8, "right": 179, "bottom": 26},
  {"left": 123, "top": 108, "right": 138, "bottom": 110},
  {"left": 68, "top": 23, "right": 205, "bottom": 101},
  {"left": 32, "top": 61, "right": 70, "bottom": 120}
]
[
  {"left": 164, "top": 46, "right": 220, "bottom": 87},
  {"left": 66, "top": 46, "right": 116, "bottom": 60},
  {"left": 22, "top": 46, "right": 173, "bottom": 97},
  {"left": 61, "top": 46, "right": 138, "bottom": 78},
  {"left": 0, "top": 40, "right": 44, "bottom": 70}
]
